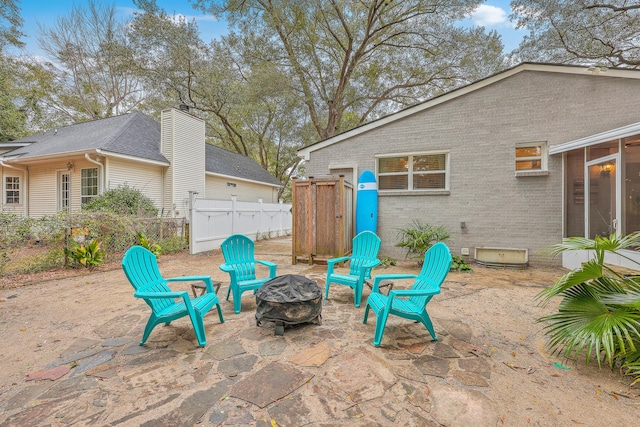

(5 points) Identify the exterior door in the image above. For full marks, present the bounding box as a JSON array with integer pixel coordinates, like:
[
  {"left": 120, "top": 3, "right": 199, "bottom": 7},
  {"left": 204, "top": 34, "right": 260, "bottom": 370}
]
[
  {"left": 586, "top": 155, "right": 619, "bottom": 238},
  {"left": 59, "top": 171, "right": 70, "bottom": 212}
]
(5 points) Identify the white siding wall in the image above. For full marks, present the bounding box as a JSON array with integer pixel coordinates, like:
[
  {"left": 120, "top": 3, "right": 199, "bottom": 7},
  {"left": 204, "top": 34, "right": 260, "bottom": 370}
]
[
  {"left": 205, "top": 174, "right": 279, "bottom": 202},
  {"left": 106, "top": 158, "right": 164, "bottom": 212},
  {"left": 161, "top": 108, "right": 206, "bottom": 217},
  {"left": 26, "top": 159, "right": 101, "bottom": 217},
  {"left": 161, "top": 109, "right": 174, "bottom": 216}
]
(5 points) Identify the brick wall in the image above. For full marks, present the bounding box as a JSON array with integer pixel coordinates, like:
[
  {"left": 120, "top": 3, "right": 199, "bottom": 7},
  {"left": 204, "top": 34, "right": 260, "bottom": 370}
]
[{"left": 304, "top": 70, "right": 640, "bottom": 265}]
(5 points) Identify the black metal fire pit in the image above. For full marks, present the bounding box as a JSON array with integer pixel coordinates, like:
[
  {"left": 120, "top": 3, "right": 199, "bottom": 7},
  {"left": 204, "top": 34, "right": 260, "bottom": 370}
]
[{"left": 255, "top": 274, "right": 322, "bottom": 336}]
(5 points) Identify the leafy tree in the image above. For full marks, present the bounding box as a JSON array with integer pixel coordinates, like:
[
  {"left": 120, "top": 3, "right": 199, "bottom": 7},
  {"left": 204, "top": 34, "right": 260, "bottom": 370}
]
[
  {"left": 511, "top": 0, "right": 640, "bottom": 67},
  {"left": 83, "top": 185, "right": 159, "bottom": 217},
  {"left": 538, "top": 233, "right": 640, "bottom": 383},
  {"left": 36, "top": 0, "right": 151, "bottom": 123},
  {"left": 131, "top": 9, "right": 305, "bottom": 200},
  {"left": 192, "top": 0, "right": 505, "bottom": 139},
  {"left": 0, "top": 0, "right": 24, "bottom": 51},
  {"left": 0, "top": 0, "right": 27, "bottom": 140}
]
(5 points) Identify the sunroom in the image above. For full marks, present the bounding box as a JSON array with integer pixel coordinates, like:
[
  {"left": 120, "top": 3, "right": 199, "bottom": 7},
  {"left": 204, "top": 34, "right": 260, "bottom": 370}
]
[{"left": 551, "top": 122, "right": 640, "bottom": 270}]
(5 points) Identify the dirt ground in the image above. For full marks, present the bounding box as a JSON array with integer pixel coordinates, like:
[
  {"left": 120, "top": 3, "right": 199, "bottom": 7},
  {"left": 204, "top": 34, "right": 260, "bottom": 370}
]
[{"left": 1, "top": 237, "right": 639, "bottom": 426}]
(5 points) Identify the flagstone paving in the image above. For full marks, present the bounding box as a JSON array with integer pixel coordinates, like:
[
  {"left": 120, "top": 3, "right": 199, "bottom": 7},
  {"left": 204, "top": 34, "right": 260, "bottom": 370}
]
[{"left": 1, "top": 237, "right": 638, "bottom": 426}]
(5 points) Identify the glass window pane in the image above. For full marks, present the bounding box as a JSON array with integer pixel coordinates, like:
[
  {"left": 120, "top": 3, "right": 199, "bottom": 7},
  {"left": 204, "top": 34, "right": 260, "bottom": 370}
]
[
  {"left": 565, "top": 149, "right": 585, "bottom": 237},
  {"left": 413, "top": 173, "right": 445, "bottom": 189},
  {"left": 516, "top": 147, "right": 541, "bottom": 158},
  {"left": 379, "top": 157, "right": 408, "bottom": 173},
  {"left": 624, "top": 141, "right": 640, "bottom": 235},
  {"left": 516, "top": 160, "right": 541, "bottom": 170},
  {"left": 379, "top": 175, "right": 408, "bottom": 190},
  {"left": 414, "top": 154, "right": 445, "bottom": 171},
  {"left": 587, "top": 140, "right": 618, "bottom": 161}
]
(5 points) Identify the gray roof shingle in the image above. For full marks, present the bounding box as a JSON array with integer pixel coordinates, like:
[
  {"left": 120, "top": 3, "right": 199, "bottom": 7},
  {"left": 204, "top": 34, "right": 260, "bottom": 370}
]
[
  {"left": 4, "top": 112, "right": 168, "bottom": 163},
  {"left": 205, "top": 144, "right": 282, "bottom": 187},
  {"left": 2, "top": 112, "right": 282, "bottom": 187}
]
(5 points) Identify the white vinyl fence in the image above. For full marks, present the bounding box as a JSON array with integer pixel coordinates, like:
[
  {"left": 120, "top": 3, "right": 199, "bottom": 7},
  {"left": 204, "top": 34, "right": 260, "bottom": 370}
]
[{"left": 189, "top": 193, "right": 292, "bottom": 254}]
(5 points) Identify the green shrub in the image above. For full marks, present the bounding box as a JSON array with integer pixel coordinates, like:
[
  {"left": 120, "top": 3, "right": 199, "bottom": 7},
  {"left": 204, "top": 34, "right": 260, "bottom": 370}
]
[
  {"left": 158, "top": 236, "right": 188, "bottom": 254},
  {"left": 17, "top": 249, "right": 65, "bottom": 274},
  {"left": 451, "top": 255, "right": 472, "bottom": 272},
  {"left": 83, "top": 185, "right": 159, "bottom": 217},
  {"left": 138, "top": 232, "right": 163, "bottom": 258},
  {"left": 65, "top": 238, "right": 105, "bottom": 268},
  {"left": 396, "top": 220, "right": 450, "bottom": 264}
]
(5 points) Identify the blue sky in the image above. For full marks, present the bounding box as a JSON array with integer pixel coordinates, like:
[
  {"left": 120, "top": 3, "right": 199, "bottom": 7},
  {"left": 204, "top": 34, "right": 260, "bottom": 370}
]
[{"left": 15, "top": 0, "right": 526, "bottom": 56}]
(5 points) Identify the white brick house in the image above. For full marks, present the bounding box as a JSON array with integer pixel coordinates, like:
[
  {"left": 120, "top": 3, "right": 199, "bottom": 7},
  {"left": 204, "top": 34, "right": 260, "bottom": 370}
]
[{"left": 298, "top": 63, "right": 640, "bottom": 267}]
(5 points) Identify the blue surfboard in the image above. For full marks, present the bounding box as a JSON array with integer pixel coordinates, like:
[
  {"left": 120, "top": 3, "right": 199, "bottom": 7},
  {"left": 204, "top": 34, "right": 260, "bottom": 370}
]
[{"left": 356, "top": 170, "right": 378, "bottom": 234}]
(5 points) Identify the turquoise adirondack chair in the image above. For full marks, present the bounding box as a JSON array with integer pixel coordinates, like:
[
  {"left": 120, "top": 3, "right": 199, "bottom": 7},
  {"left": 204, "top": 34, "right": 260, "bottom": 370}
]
[
  {"left": 325, "top": 231, "right": 381, "bottom": 307},
  {"left": 122, "top": 246, "right": 224, "bottom": 347},
  {"left": 363, "top": 242, "right": 452, "bottom": 347},
  {"left": 220, "top": 234, "right": 278, "bottom": 314}
]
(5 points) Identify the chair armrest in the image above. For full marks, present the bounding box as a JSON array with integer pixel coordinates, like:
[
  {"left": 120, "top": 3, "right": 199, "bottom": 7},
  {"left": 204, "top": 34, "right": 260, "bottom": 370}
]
[
  {"left": 362, "top": 259, "right": 381, "bottom": 269},
  {"left": 166, "top": 276, "right": 214, "bottom": 293},
  {"left": 389, "top": 289, "right": 440, "bottom": 298},
  {"left": 219, "top": 264, "right": 234, "bottom": 273},
  {"left": 166, "top": 275, "right": 210, "bottom": 283},
  {"left": 327, "top": 256, "right": 350, "bottom": 267},
  {"left": 257, "top": 260, "right": 277, "bottom": 277},
  {"left": 371, "top": 274, "right": 416, "bottom": 292},
  {"left": 135, "top": 290, "right": 188, "bottom": 299}
]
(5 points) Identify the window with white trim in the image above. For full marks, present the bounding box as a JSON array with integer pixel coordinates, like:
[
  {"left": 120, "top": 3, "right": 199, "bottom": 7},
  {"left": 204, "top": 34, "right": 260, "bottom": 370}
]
[
  {"left": 81, "top": 167, "right": 99, "bottom": 205},
  {"left": 515, "top": 142, "right": 547, "bottom": 172},
  {"left": 377, "top": 152, "right": 448, "bottom": 191},
  {"left": 5, "top": 176, "right": 20, "bottom": 204}
]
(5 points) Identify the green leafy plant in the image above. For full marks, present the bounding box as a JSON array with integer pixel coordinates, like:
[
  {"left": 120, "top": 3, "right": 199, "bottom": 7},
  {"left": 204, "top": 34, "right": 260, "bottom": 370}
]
[
  {"left": 396, "top": 220, "right": 450, "bottom": 264},
  {"left": 451, "top": 255, "right": 472, "bottom": 272},
  {"left": 65, "top": 238, "right": 105, "bottom": 268},
  {"left": 137, "top": 232, "right": 163, "bottom": 258},
  {"left": 537, "top": 232, "right": 640, "bottom": 384},
  {"left": 83, "top": 185, "right": 158, "bottom": 217},
  {"left": 377, "top": 256, "right": 397, "bottom": 268}
]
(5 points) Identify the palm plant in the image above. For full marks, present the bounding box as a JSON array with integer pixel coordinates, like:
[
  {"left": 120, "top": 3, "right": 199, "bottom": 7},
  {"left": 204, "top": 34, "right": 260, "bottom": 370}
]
[{"left": 537, "top": 232, "right": 640, "bottom": 383}]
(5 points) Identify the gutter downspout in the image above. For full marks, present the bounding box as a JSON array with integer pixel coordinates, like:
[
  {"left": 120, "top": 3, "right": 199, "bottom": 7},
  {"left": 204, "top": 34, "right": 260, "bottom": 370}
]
[
  {"left": 0, "top": 161, "right": 29, "bottom": 216},
  {"left": 85, "top": 153, "right": 104, "bottom": 195}
]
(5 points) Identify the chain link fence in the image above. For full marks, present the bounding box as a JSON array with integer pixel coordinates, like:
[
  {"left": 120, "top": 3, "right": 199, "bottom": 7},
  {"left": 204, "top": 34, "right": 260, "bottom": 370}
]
[{"left": 0, "top": 212, "right": 188, "bottom": 277}]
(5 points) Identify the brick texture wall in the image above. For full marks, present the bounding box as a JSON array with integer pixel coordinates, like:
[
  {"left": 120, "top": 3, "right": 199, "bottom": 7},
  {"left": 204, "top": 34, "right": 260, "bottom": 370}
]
[{"left": 304, "top": 70, "right": 640, "bottom": 265}]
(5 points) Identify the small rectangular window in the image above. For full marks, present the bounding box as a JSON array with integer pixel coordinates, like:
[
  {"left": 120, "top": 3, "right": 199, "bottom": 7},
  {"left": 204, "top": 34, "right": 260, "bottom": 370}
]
[
  {"left": 5, "top": 176, "right": 20, "bottom": 204},
  {"left": 81, "top": 168, "right": 99, "bottom": 205},
  {"left": 378, "top": 152, "right": 448, "bottom": 191},
  {"left": 516, "top": 143, "right": 547, "bottom": 172}
]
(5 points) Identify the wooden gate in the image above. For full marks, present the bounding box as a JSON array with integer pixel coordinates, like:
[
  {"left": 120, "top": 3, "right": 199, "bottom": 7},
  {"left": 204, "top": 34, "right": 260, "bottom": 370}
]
[{"left": 292, "top": 176, "right": 354, "bottom": 264}]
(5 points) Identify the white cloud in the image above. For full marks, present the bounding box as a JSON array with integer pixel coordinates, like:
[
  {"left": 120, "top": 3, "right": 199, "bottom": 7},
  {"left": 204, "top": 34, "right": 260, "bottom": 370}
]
[{"left": 471, "top": 5, "right": 509, "bottom": 27}]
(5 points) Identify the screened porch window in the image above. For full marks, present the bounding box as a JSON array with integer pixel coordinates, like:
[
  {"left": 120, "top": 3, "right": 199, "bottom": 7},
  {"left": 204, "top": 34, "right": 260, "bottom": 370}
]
[{"left": 377, "top": 152, "right": 448, "bottom": 191}]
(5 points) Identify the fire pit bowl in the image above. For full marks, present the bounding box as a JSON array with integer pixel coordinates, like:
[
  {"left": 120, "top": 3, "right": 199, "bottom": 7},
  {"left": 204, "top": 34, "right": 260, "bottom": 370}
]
[{"left": 255, "top": 274, "right": 322, "bottom": 336}]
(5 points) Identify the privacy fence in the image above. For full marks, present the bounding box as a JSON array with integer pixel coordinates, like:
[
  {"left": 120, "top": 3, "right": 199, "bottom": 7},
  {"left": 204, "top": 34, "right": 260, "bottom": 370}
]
[{"left": 189, "top": 194, "right": 292, "bottom": 254}]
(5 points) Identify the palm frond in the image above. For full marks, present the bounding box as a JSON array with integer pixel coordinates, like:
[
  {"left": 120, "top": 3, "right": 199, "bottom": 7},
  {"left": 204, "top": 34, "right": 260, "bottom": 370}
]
[
  {"left": 539, "top": 284, "right": 640, "bottom": 367},
  {"left": 536, "top": 260, "right": 602, "bottom": 304}
]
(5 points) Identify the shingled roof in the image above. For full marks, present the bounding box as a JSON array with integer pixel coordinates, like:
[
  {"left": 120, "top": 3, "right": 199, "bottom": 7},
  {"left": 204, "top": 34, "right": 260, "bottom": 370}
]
[
  {"left": 1, "top": 112, "right": 282, "bottom": 187},
  {"left": 3, "top": 112, "right": 168, "bottom": 163},
  {"left": 205, "top": 144, "right": 282, "bottom": 187}
]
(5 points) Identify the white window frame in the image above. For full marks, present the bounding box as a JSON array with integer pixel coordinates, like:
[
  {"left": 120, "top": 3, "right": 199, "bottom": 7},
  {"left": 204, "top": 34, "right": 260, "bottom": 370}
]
[
  {"left": 58, "top": 171, "right": 71, "bottom": 212},
  {"left": 4, "top": 176, "right": 20, "bottom": 204},
  {"left": 376, "top": 151, "right": 450, "bottom": 193},
  {"left": 81, "top": 167, "right": 99, "bottom": 205},
  {"left": 515, "top": 142, "right": 548, "bottom": 176}
]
